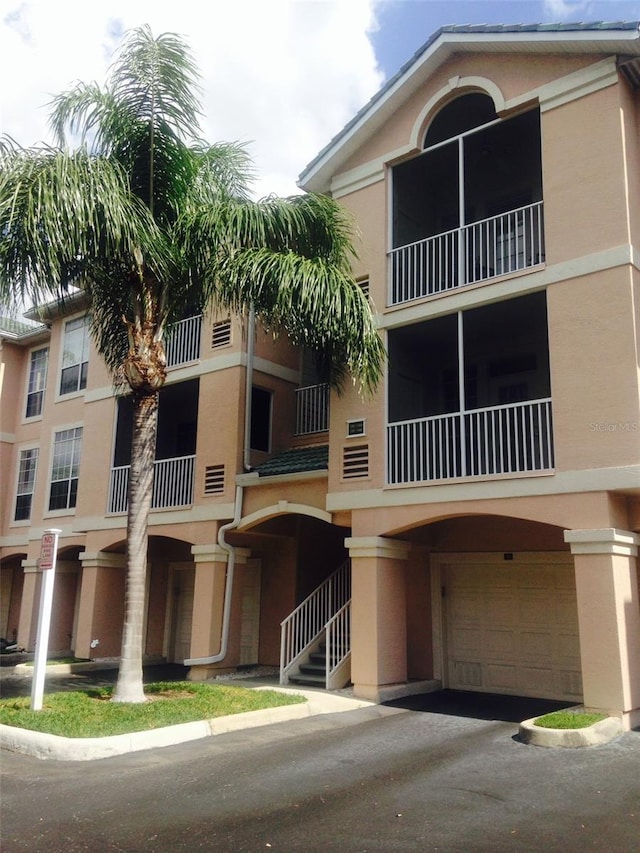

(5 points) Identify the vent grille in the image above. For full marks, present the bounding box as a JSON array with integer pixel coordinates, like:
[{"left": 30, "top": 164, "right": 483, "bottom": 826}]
[
  {"left": 342, "top": 444, "right": 369, "bottom": 479},
  {"left": 212, "top": 319, "right": 232, "bottom": 349},
  {"left": 358, "top": 278, "right": 370, "bottom": 298},
  {"left": 204, "top": 464, "right": 225, "bottom": 495}
]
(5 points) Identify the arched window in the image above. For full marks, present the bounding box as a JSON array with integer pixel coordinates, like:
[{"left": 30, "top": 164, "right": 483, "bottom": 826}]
[{"left": 424, "top": 92, "right": 497, "bottom": 147}]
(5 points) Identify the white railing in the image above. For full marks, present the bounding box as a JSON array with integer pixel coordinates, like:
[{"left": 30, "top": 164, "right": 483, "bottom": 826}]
[
  {"left": 108, "top": 454, "right": 196, "bottom": 513},
  {"left": 280, "top": 560, "right": 351, "bottom": 684},
  {"left": 389, "top": 201, "right": 544, "bottom": 305},
  {"left": 165, "top": 315, "right": 202, "bottom": 368},
  {"left": 325, "top": 602, "right": 351, "bottom": 690},
  {"left": 295, "top": 383, "right": 330, "bottom": 435},
  {"left": 387, "top": 398, "right": 553, "bottom": 485}
]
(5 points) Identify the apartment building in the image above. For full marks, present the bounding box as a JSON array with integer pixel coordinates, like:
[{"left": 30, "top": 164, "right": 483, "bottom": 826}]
[{"left": 1, "top": 22, "right": 639, "bottom": 728}]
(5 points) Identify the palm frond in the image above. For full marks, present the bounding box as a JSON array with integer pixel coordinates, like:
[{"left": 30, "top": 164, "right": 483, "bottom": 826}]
[
  {"left": 0, "top": 139, "right": 169, "bottom": 310},
  {"left": 109, "top": 25, "right": 202, "bottom": 142},
  {"left": 214, "top": 247, "right": 384, "bottom": 394}
]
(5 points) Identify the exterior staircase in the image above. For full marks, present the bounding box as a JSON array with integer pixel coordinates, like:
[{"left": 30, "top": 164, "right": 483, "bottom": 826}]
[{"left": 280, "top": 561, "right": 351, "bottom": 690}]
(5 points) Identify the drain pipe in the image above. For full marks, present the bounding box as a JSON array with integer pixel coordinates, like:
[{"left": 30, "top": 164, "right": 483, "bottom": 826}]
[
  {"left": 243, "top": 305, "right": 255, "bottom": 473},
  {"left": 184, "top": 483, "right": 243, "bottom": 667},
  {"left": 184, "top": 309, "right": 254, "bottom": 667}
]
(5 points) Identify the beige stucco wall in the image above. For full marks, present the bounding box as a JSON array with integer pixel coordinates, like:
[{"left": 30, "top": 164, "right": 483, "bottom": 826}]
[
  {"left": 542, "top": 83, "right": 632, "bottom": 265},
  {"left": 548, "top": 268, "right": 640, "bottom": 472},
  {"left": 339, "top": 53, "right": 601, "bottom": 174}
]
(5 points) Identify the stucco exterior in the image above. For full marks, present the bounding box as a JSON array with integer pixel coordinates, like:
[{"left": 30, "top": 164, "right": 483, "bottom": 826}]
[{"left": 2, "top": 23, "right": 639, "bottom": 728}]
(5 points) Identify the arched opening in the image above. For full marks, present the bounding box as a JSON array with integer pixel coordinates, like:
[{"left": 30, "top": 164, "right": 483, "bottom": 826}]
[
  {"left": 398, "top": 515, "right": 581, "bottom": 703},
  {"left": 390, "top": 93, "right": 544, "bottom": 303},
  {"left": 0, "top": 555, "right": 25, "bottom": 649}
]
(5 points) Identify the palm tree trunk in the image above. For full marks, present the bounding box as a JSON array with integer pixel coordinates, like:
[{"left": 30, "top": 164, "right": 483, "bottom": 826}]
[{"left": 113, "top": 390, "right": 158, "bottom": 703}]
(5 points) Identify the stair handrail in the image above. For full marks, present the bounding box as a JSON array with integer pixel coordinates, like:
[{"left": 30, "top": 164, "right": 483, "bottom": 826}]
[
  {"left": 280, "top": 559, "right": 351, "bottom": 683},
  {"left": 325, "top": 600, "right": 351, "bottom": 689}
]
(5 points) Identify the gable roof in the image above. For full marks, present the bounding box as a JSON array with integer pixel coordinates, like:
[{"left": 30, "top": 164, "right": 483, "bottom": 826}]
[{"left": 299, "top": 21, "right": 640, "bottom": 193}]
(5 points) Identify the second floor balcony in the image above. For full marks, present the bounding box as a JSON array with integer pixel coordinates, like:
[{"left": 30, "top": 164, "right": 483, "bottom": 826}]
[{"left": 386, "top": 290, "right": 553, "bottom": 486}]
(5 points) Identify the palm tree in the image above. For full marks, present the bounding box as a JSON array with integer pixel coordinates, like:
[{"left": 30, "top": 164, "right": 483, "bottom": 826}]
[{"left": 0, "top": 26, "right": 383, "bottom": 702}]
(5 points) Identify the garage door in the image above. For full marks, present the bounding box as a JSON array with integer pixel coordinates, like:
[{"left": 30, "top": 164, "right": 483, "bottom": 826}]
[{"left": 442, "top": 555, "right": 582, "bottom": 701}]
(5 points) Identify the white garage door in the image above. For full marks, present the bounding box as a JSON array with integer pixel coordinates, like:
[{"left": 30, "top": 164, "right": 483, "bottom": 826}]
[{"left": 442, "top": 554, "right": 582, "bottom": 701}]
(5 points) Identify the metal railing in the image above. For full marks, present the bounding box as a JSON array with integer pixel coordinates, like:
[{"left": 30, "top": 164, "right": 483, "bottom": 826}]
[
  {"left": 387, "top": 398, "right": 553, "bottom": 485},
  {"left": 108, "top": 454, "right": 196, "bottom": 513},
  {"left": 280, "top": 560, "right": 351, "bottom": 684},
  {"left": 389, "top": 201, "right": 544, "bottom": 305},
  {"left": 325, "top": 601, "right": 351, "bottom": 690},
  {"left": 295, "top": 382, "right": 330, "bottom": 435},
  {"left": 165, "top": 315, "right": 202, "bottom": 368}
]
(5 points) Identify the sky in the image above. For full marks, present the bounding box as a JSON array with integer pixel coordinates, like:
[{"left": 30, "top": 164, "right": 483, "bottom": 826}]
[{"left": 1, "top": 0, "right": 639, "bottom": 198}]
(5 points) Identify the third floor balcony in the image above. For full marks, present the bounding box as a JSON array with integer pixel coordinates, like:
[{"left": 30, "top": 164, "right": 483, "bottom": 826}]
[{"left": 389, "top": 97, "right": 544, "bottom": 307}]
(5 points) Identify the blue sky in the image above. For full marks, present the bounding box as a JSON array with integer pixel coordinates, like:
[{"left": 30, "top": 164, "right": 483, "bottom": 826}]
[
  {"left": 371, "top": 1, "right": 640, "bottom": 78},
  {"left": 2, "top": 1, "right": 639, "bottom": 197}
]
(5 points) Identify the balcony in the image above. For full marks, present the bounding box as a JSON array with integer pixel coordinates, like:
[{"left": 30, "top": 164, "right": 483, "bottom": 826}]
[
  {"left": 295, "top": 383, "right": 330, "bottom": 435},
  {"left": 387, "top": 398, "right": 553, "bottom": 485},
  {"left": 389, "top": 201, "right": 544, "bottom": 305},
  {"left": 165, "top": 315, "right": 202, "bottom": 368},
  {"left": 108, "top": 454, "right": 196, "bottom": 513}
]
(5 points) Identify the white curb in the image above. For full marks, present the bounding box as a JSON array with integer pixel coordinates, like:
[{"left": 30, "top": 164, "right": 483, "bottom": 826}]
[
  {"left": 519, "top": 715, "right": 623, "bottom": 748},
  {"left": 0, "top": 687, "right": 372, "bottom": 761}
]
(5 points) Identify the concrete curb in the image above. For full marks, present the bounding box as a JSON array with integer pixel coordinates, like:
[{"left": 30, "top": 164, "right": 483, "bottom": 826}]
[
  {"left": 519, "top": 715, "right": 623, "bottom": 748},
  {"left": 0, "top": 687, "right": 373, "bottom": 761}
]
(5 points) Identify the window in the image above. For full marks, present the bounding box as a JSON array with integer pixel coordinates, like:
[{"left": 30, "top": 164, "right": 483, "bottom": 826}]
[
  {"left": 60, "top": 316, "right": 90, "bottom": 395},
  {"left": 25, "top": 348, "right": 48, "bottom": 418},
  {"left": 49, "top": 428, "right": 83, "bottom": 511},
  {"left": 250, "top": 387, "right": 272, "bottom": 452},
  {"left": 14, "top": 448, "right": 39, "bottom": 521}
]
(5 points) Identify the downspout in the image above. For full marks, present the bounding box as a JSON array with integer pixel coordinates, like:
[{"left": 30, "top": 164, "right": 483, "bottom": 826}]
[
  {"left": 184, "top": 485, "right": 243, "bottom": 666},
  {"left": 243, "top": 306, "right": 256, "bottom": 473},
  {"left": 184, "top": 308, "right": 255, "bottom": 667}
]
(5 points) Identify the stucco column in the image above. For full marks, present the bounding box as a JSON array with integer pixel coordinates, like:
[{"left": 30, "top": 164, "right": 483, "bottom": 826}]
[
  {"left": 76, "top": 552, "right": 126, "bottom": 659},
  {"left": 564, "top": 528, "right": 640, "bottom": 730},
  {"left": 17, "top": 559, "right": 39, "bottom": 651},
  {"left": 345, "top": 536, "right": 410, "bottom": 702},
  {"left": 188, "top": 544, "right": 250, "bottom": 681}
]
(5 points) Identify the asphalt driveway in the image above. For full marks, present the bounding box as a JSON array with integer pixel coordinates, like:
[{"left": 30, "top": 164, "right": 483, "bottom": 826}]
[{"left": 1, "top": 676, "right": 639, "bottom": 852}]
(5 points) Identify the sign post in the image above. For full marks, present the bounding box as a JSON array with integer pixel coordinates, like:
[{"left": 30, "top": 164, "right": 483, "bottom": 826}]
[{"left": 31, "top": 529, "right": 62, "bottom": 711}]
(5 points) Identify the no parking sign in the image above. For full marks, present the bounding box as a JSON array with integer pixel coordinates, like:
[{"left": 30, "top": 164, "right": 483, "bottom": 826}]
[
  {"left": 31, "top": 529, "right": 61, "bottom": 710},
  {"left": 39, "top": 532, "right": 57, "bottom": 570}
]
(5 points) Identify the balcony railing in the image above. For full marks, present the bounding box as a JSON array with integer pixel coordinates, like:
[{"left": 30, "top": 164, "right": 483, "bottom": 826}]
[
  {"left": 108, "top": 454, "right": 196, "bottom": 513},
  {"left": 389, "top": 201, "right": 544, "bottom": 305},
  {"left": 387, "top": 398, "right": 553, "bottom": 485},
  {"left": 165, "top": 315, "right": 202, "bottom": 368},
  {"left": 295, "top": 383, "right": 330, "bottom": 435}
]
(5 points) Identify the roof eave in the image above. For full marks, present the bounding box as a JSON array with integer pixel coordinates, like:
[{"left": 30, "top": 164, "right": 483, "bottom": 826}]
[{"left": 299, "top": 24, "right": 640, "bottom": 194}]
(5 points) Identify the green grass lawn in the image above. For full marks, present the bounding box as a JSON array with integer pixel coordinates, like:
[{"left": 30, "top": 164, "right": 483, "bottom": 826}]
[
  {"left": 0, "top": 682, "right": 306, "bottom": 738},
  {"left": 533, "top": 709, "right": 607, "bottom": 729}
]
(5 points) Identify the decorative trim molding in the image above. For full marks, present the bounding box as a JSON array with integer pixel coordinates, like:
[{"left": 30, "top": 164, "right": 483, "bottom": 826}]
[
  {"left": 345, "top": 536, "right": 410, "bottom": 560},
  {"left": 327, "top": 465, "right": 640, "bottom": 512},
  {"left": 239, "top": 501, "right": 332, "bottom": 531},
  {"left": 79, "top": 551, "right": 126, "bottom": 569},
  {"left": 409, "top": 75, "right": 506, "bottom": 149},
  {"left": 190, "top": 544, "right": 251, "bottom": 564},
  {"left": 564, "top": 528, "right": 640, "bottom": 557}
]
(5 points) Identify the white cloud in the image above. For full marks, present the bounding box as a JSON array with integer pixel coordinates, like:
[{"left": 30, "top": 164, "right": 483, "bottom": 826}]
[
  {"left": 542, "top": 0, "right": 595, "bottom": 20},
  {"left": 0, "top": 0, "right": 384, "bottom": 196}
]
